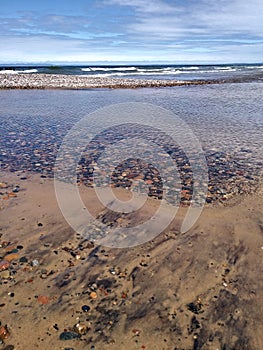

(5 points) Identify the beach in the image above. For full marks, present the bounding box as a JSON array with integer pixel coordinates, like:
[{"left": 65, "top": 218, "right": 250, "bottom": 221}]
[
  {"left": 0, "top": 171, "right": 263, "bottom": 349},
  {"left": 0, "top": 73, "right": 263, "bottom": 349}
]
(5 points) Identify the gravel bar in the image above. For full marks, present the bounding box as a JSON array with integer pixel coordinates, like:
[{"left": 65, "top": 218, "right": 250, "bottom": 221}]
[{"left": 0, "top": 73, "right": 225, "bottom": 90}]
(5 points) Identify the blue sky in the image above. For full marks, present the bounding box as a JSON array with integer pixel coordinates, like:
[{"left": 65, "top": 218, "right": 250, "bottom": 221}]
[{"left": 0, "top": 0, "right": 262, "bottom": 63}]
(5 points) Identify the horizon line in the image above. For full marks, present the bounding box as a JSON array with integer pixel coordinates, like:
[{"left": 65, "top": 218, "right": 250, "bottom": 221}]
[{"left": 0, "top": 61, "right": 262, "bottom": 66}]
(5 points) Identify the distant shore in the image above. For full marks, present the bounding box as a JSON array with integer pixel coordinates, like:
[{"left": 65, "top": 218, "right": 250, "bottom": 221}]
[{"left": 0, "top": 73, "right": 232, "bottom": 89}]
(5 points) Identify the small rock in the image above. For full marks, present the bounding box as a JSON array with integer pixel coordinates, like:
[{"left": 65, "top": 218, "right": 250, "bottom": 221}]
[
  {"left": 0, "top": 326, "right": 9, "bottom": 341},
  {"left": 37, "top": 295, "right": 50, "bottom": 305},
  {"left": 19, "top": 257, "right": 28, "bottom": 263},
  {"left": 0, "top": 183, "right": 8, "bottom": 189},
  {"left": 4, "top": 253, "right": 19, "bottom": 262},
  {"left": 81, "top": 305, "right": 90, "bottom": 313},
  {"left": 31, "top": 259, "right": 39, "bottom": 266},
  {"left": 0, "top": 260, "right": 10, "bottom": 271},
  {"left": 59, "top": 331, "right": 80, "bottom": 341},
  {"left": 1, "top": 270, "right": 10, "bottom": 279},
  {"left": 90, "top": 292, "right": 97, "bottom": 299},
  {"left": 73, "top": 323, "right": 88, "bottom": 335}
]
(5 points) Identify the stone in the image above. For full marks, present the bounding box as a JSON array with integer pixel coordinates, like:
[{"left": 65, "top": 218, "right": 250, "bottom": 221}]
[
  {"left": 90, "top": 292, "right": 97, "bottom": 299},
  {"left": 4, "top": 253, "right": 19, "bottom": 262},
  {"left": 19, "top": 256, "right": 28, "bottom": 263},
  {"left": 81, "top": 305, "right": 90, "bottom": 313},
  {"left": 0, "top": 260, "right": 10, "bottom": 271},
  {"left": 0, "top": 326, "right": 9, "bottom": 341},
  {"left": 37, "top": 295, "right": 50, "bottom": 305},
  {"left": 59, "top": 331, "right": 80, "bottom": 341}
]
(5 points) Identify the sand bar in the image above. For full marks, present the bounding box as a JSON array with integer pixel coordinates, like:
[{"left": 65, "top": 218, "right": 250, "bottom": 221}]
[{"left": 0, "top": 73, "right": 238, "bottom": 90}]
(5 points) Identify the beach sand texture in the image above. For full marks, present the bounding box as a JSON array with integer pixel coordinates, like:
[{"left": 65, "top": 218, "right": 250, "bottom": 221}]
[{"left": 0, "top": 171, "right": 263, "bottom": 350}]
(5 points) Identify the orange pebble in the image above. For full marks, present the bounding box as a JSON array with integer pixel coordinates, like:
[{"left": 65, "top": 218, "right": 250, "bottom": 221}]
[
  {"left": 4, "top": 253, "right": 19, "bottom": 262},
  {"left": 0, "top": 325, "right": 9, "bottom": 340},
  {"left": 90, "top": 291, "right": 97, "bottom": 299},
  {"left": 37, "top": 295, "right": 50, "bottom": 305}
]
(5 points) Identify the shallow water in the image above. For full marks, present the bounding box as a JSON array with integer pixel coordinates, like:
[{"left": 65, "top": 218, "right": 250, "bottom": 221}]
[{"left": 0, "top": 82, "right": 262, "bottom": 202}]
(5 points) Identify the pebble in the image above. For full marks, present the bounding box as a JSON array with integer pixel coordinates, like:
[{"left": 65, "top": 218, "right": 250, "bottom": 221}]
[
  {"left": 19, "top": 257, "right": 28, "bottom": 263},
  {"left": 4, "top": 253, "right": 19, "bottom": 262},
  {"left": 37, "top": 295, "right": 50, "bottom": 305},
  {"left": 0, "top": 326, "right": 9, "bottom": 341},
  {"left": 31, "top": 259, "right": 39, "bottom": 267},
  {"left": 0, "top": 183, "right": 8, "bottom": 189},
  {"left": 0, "top": 260, "right": 10, "bottom": 271},
  {"left": 81, "top": 305, "right": 90, "bottom": 313},
  {"left": 59, "top": 331, "right": 80, "bottom": 341},
  {"left": 73, "top": 323, "right": 88, "bottom": 335},
  {"left": 1, "top": 271, "right": 10, "bottom": 279},
  {"left": 90, "top": 292, "right": 97, "bottom": 299}
]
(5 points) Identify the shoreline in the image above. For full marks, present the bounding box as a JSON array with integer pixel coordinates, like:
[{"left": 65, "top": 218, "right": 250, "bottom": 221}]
[{"left": 0, "top": 73, "right": 252, "bottom": 90}]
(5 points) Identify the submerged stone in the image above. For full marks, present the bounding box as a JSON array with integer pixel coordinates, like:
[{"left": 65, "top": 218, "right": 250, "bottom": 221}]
[{"left": 59, "top": 331, "right": 80, "bottom": 341}]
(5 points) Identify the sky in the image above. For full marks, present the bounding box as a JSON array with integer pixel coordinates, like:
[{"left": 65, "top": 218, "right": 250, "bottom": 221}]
[{"left": 0, "top": 0, "right": 262, "bottom": 64}]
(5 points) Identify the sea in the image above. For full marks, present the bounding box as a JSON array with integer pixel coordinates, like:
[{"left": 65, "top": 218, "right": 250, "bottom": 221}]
[{"left": 0, "top": 63, "right": 263, "bottom": 82}]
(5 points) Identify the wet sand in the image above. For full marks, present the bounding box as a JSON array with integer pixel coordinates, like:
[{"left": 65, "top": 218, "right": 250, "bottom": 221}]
[{"left": 0, "top": 170, "right": 263, "bottom": 350}]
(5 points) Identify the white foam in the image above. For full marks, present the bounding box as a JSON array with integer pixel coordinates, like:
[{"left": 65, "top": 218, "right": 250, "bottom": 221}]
[
  {"left": 19, "top": 69, "right": 38, "bottom": 74},
  {"left": 82, "top": 67, "right": 137, "bottom": 72},
  {"left": 0, "top": 70, "right": 18, "bottom": 74},
  {"left": 0, "top": 68, "right": 38, "bottom": 74},
  {"left": 181, "top": 66, "right": 199, "bottom": 70}
]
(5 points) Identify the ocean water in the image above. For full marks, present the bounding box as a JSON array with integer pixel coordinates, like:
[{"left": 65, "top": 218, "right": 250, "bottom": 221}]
[{"left": 0, "top": 63, "right": 263, "bottom": 82}]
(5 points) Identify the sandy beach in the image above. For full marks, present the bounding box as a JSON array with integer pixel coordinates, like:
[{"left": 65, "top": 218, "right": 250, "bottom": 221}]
[
  {"left": 0, "top": 72, "right": 262, "bottom": 349},
  {"left": 1, "top": 0, "right": 263, "bottom": 348},
  {"left": 0, "top": 170, "right": 263, "bottom": 350}
]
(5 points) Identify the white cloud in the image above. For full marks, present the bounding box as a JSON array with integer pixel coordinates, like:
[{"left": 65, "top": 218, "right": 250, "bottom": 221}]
[
  {"left": 0, "top": 0, "right": 262, "bottom": 63},
  {"left": 106, "top": 0, "right": 263, "bottom": 40}
]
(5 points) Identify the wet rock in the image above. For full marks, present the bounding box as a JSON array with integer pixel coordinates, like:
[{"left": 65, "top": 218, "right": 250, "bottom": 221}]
[
  {"left": 0, "top": 326, "right": 9, "bottom": 341},
  {"left": 31, "top": 259, "right": 39, "bottom": 266},
  {"left": 19, "top": 257, "right": 28, "bottom": 263},
  {"left": 4, "top": 253, "right": 19, "bottom": 262},
  {"left": 1, "top": 271, "right": 10, "bottom": 279},
  {"left": 90, "top": 292, "right": 97, "bottom": 299},
  {"left": 81, "top": 305, "right": 90, "bottom": 313},
  {"left": 188, "top": 316, "right": 201, "bottom": 334},
  {"left": 73, "top": 323, "right": 89, "bottom": 335},
  {"left": 59, "top": 331, "right": 80, "bottom": 341},
  {"left": 0, "top": 260, "right": 10, "bottom": 271},
  {"left": 37, "top": 295, "right": 50, "bottom": 305},
  {"left": 187, "top": 299, "right": 203, "bottom": 315}
]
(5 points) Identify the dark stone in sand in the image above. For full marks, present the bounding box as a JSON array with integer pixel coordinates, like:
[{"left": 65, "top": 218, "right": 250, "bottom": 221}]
[
  {"left": 81, "top": 305, "right": 90, "bottom": 313},
  {"left": 187, "top": 301, "right": 203, "bottom": 315},
  {"left": 59, "top": 331, "right": 80, "bottom": 340},
  {"left": 19, "top": 256, "right": 28, "bottom": 263},
  {"left": 189, "top": 316, "right": 201, "bottom": 334}
]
